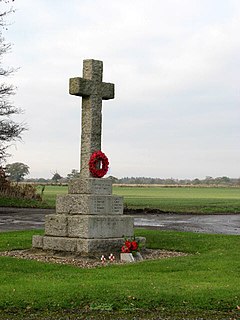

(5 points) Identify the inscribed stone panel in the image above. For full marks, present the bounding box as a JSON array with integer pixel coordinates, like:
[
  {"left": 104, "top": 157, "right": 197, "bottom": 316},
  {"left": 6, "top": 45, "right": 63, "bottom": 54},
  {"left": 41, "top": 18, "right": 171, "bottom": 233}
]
[{"left": 68, "top": 178, "right": 112, "bottom": 194}]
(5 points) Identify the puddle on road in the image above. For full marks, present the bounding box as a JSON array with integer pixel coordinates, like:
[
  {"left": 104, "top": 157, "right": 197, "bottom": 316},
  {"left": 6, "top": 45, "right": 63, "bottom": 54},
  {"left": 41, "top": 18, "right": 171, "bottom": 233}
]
[{"left": 134, "top": 218, "right": 164, "bottom": 227}]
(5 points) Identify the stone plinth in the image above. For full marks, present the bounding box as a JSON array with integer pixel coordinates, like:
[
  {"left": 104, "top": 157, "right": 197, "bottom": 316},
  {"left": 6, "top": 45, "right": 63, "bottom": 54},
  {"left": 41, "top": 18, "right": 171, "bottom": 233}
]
[{"left": 32, "top": 178, "right": 136, "bottom": 254}]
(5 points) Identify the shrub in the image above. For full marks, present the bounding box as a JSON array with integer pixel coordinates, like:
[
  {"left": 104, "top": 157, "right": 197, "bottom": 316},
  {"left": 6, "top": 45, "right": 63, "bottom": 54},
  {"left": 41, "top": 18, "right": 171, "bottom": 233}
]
[
  {"left": 0, "top": 167, "right": 10, "bottom": 191},
  {"left": 0, "top": 167, "right": 41, "bottom": 201}
]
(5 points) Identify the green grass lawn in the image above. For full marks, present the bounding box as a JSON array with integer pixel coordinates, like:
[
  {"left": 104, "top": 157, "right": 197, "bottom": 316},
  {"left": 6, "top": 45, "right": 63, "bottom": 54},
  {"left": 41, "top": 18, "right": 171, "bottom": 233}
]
[
  {"left": 1, "top": 185, "right": 240, "bottom": 214},
  {"left": 0, "top": 229, "right": 239, "bottom": 319}
]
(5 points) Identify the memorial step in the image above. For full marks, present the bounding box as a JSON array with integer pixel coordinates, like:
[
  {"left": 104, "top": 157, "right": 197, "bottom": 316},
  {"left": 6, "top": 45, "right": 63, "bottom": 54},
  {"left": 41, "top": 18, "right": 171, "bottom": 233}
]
[{"left": 44, "top": 214, "right": 133, "bottom": 239}]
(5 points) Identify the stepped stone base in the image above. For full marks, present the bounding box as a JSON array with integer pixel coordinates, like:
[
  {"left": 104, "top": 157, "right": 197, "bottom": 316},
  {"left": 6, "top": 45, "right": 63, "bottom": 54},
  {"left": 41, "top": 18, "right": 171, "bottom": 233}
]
[
  {"left": 33, "top": 235, "right": 124, "bottom": 254},
  {"left": 32, "top": 177, "right": 141, "bottom": 255},
  {"left": 32, "top": 235, "right": 146, "bottom": 254},
  {"left": 45, "top": 214, "right": 133, "bottom": 238}
]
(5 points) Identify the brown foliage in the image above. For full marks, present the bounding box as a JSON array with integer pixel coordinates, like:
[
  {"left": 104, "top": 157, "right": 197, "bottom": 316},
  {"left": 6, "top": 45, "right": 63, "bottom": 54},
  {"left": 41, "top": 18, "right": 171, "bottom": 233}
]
[
  {"left": 0, "top": 166, "right": 10, "bottom": 190},
  {"left": 0, "top": 166, "right": 41, "bottom": 200}
]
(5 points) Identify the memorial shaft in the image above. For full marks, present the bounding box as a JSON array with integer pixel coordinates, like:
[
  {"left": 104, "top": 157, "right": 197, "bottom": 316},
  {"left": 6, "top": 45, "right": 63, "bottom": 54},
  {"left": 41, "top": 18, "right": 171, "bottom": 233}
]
[{"left": 69, "top": 59, "right": 114, "bottom": 178}]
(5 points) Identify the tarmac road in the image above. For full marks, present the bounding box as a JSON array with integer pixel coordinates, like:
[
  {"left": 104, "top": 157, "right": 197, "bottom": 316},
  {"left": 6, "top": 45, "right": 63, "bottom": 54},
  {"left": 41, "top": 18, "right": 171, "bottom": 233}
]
[
  {"left": 0, "top": 207, "right": 54, "bottom": 232},
  {"left": 134, "top": 214, "right": 240, "bottom": 235},
  {"left": 0, "top": 207, "right": 239, "bottom": 235}
]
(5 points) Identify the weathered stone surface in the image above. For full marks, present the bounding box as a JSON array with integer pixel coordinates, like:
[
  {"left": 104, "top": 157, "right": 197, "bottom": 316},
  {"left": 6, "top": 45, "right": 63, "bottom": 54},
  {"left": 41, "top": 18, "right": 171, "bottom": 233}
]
[
  {"left": 56, "top": 194, "right": 86, "bottom": 214},
  {"left": 68, "top": 215, "right": 133, "bottom": 239},
  {"left": 38, "top": 236, "right": 124, "bottom": 253},
  {"left": 83, "top": 59, "right": 103, "bottom": 82},
  {"left": 69, "top": 77, "right": 93, "bottom": 96},
  {"left": 69, "top": 78, "right": 114, "bottom": 99},
  {"left": 33, "top": 235, "right": 145, "bottom": 254},
  {"left": 68, "top": 178, "right": 112, "bottom": 195},
  {"left": 67, "top": 216, "right": 85, "bottom": 238},
  {"left": 56, "top": 194, "right": 123, "bottom": 215},
  {"left": 45, "top": 214, "right": 68, "bottom": 237},
  {"left": 76, "top": 237, "right": 124, "bottom": 254},
  {"left": 43, "top": 236, "right": 77, "bottom": 252},
  {"left": 32, "top": 235, "right": 43, "bottom": 249},
  {"left": 69, "top": 59, "right": 114, "bottom": 179}
]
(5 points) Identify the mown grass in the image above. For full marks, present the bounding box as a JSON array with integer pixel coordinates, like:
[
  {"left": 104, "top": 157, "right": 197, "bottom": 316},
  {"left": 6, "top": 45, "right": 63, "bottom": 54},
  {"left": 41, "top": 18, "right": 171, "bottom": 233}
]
[
  {"left": 0, "top": 229, "right": 239, "bottom": 319},
  {"left": 0, "top": 229, "right": 44, "bottom": 251}
]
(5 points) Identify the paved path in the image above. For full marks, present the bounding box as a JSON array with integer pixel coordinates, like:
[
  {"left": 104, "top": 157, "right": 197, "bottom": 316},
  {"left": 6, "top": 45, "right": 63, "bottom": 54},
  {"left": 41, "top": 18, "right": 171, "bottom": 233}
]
[{"left": 0, "top": 207, "right": 239, "bottom": 235}]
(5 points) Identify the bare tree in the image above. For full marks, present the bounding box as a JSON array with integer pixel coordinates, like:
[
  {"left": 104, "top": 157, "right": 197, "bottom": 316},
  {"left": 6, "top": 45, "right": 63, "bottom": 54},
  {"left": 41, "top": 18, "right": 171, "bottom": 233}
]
[{"left": 0, "top": 0, "right": 26, "bottom": 164}]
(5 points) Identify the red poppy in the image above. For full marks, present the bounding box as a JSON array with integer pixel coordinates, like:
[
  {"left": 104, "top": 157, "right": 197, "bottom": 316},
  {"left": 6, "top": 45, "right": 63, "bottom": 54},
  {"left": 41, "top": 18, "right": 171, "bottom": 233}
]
[
  {"left": 131, "top": 241, "right": 138, "bottom": 251},
  {"left": 121, "top": 246, "right": 130, "bottom": 253},
  {"left": 125, "top": 240, "right": 132, "bottom": 249}
]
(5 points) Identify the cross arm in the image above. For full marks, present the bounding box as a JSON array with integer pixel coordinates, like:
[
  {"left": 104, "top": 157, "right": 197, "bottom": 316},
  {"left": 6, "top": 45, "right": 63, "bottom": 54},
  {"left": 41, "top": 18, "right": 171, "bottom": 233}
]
[
  {"left": 69, "top": 77, "right": 114, "bottom": 100},
  {"left": 69, "top": 77, "right": 93, "bottom": 97},
  {"left": 101, "top": 82, "right": 114, "bottom": 100}
]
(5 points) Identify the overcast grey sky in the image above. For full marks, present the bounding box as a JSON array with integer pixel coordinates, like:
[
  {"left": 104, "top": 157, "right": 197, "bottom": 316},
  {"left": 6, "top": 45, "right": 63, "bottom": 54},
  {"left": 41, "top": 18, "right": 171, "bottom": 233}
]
[{"left": 3, "top": 0, "right": 240, "bottom": 179}]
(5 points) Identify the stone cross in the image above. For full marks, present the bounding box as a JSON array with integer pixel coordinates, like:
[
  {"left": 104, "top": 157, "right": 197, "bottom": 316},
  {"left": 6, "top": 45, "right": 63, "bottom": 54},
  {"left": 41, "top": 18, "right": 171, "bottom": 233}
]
[
  {"left": 32, "top": 59, "right": 139, "bottom": 255},
  {"left": 69, "top": 59, "right": 115, "bottom": 178}
]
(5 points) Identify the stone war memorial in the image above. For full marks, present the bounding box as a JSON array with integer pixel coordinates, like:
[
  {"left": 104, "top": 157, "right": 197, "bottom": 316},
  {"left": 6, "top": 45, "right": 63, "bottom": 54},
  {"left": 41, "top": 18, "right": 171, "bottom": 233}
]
[{"left": 32, "top": 59, "right": 136, "bottom": 255}]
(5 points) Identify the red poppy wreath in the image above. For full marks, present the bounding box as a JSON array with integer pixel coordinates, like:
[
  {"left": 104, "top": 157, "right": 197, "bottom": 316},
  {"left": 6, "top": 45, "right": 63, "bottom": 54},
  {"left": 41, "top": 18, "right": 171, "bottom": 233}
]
[{"left": 89, "top": 150, "right": 109, "bottom": 178}]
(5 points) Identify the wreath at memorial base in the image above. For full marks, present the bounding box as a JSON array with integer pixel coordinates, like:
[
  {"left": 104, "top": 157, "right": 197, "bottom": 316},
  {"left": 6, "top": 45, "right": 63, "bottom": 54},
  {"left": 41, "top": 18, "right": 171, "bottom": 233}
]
[{"left": 89, "top": 150, "right": 109, "bottom": 178}]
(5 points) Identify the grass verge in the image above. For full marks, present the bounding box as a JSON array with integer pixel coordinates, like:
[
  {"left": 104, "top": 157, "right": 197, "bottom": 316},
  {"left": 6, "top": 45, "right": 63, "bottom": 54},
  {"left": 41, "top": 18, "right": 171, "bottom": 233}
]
[{"left": 0, "top": 229, "right": 239, "bottom": 319}]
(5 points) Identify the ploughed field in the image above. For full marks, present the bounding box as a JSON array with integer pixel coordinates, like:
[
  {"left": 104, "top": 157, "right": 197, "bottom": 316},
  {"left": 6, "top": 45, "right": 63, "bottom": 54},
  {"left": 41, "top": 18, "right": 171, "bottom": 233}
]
[{"left": 38, "top": 185, "right": 240, "bottom": 214}]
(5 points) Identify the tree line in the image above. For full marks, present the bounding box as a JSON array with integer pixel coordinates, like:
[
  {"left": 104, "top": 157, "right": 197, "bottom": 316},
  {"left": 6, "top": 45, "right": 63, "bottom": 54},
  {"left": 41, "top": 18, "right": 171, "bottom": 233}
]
[
  {"left": 113, "top": 176, "right": 240, "bottom": 186},
  {"left": 2, "top": 163, "right": 239, "bottom": 186}
]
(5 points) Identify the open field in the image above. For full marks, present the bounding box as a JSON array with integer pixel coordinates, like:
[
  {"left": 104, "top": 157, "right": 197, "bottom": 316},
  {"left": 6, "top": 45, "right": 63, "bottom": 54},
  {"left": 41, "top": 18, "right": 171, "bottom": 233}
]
[
  {"left": 115, "top": 186, "right": 240, "bottom": 214},
  {"left": 1, "top": 185, "right": 240, "bottom": 214},
  {"left": 37, "top": 185, "right": 240, "bottom": 214},
  {"left": 0, "top": 229, "right": 239, "bottom": 319}
]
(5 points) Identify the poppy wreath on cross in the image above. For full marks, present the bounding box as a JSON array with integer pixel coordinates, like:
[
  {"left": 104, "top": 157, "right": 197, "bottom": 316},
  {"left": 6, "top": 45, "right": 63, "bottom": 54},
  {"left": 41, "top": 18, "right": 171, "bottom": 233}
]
[{"left": 89, "top": 150, "right": 109, "bottom": 178}]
